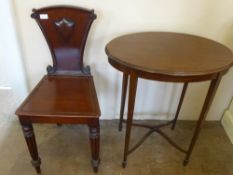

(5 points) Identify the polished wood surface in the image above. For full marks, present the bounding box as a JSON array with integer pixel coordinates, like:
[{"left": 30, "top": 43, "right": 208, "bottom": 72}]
[
  {"left": 21, "top": 123, "right": 41, "bottom": 173},
  {"left": 31, "top": 6, "right": 96, "bottom": 73},
  {"left": 184, "top": 73, "right": 222, "bottom": 165},
  {"left": 106, "top": 32, "right": 233, "bottom": 168},
  {"left": 106, "top": 32, "right": 233, "bottom": 77},
  {"left": 118, "top": 72, "right": 129, "bottom": 131},
  {"left": 122, "top": 73, "right": 138, "bottom": 168},
  {"left": 15, "top": 6, "right": 100, "bottom": 173},
  {"left": 171, "top": 82, "right": 188, "bottom": 130},
  {"left": 16, "top": 75, "right": 100, "bottom": 117}
]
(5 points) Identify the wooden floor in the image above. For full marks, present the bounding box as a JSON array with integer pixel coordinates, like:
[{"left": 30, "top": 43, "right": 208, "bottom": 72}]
[{"left": 0, "top": 119, "right": 232, "bottom": 175}]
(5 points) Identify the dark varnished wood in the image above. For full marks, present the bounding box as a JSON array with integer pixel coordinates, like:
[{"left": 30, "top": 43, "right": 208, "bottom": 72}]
[
  {"left": 119, "top": 73, "right": 129, "bottom": 131},
  {"left": 21, "top": 123, "right": 41, "bottom": 173},
  {"left": 171, "top": 82, "right": 188, "bottom": 130},
  {"left": 54, "top": 18, "right": 75, "bottom": 41},
  {"left": 106, "top": 32, "right": 233, "bottom": 80},
  {"left": 184, "top": 74, "right": 222, "bottom": 165},
  {"left": 106, "top": 32, "right": 233, "bottom": 167},
  {"left": 122, "top": 73, "right": 138, "bottom": 168},
  {"left": 31, "top": 6, "right": 96, "bottom": 75},
  {"left": 122, "top": 119, "right": 187, "bottom": 155},
  {"left": 15, "top": 6, "right": 100, "bottom": 173},
  {"left": 108, "top": 57, "right": 221, "bottom": 82},
  {"left": 16, "top": 75, "right": 100, "bottom": 118},
  {"left": 88, "top": 119, "right": 100, "bottom": 173}
]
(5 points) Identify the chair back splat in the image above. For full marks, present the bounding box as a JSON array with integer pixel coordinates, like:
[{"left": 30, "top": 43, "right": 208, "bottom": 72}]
[{"left": 31, "top": 6, "right": 96, "bottom": 75}]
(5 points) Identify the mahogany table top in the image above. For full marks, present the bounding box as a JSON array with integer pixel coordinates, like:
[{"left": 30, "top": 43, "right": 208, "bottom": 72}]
[{"left": 106, "top": 32, "right": 233, "bottom": 78}]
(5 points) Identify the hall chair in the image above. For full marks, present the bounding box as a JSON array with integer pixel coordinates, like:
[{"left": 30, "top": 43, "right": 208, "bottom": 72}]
[{"left": 15, "top": 6, "right": 100, "bottom": 173}]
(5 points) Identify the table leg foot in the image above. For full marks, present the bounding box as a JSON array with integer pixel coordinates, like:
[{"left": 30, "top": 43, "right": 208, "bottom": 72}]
[
  {"left": 171, "top": 124, "right": 175, "bottom": 130},
  {"left": 122, "top": 161, "right": 127, "bottom": 168},
  {"left": 183, "top": 159, "right": 189, "bottom": 166}
]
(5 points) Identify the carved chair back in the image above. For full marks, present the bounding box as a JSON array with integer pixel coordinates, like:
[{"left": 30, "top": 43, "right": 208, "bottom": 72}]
[{"left": 31, "top": 6, "right": 96, "bottom": 75}]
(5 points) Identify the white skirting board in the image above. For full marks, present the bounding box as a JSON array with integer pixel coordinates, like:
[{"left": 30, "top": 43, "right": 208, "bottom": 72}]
[{"left": 221, "top": 100, "right": 233, "bottom": 145}]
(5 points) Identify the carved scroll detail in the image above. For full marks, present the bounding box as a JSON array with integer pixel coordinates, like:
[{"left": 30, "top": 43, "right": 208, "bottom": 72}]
[
  {"left": 54, "top": 18, "right": 76, "bottom": 41},
  {"left": 47, "top": 65, "right": 56, "bottom": 74},
  {"left": 89, "top": 10, "right": 97, "bottom": 20},
  {"left": 47, "top": 65, "right": 91, "bottom": 76}
]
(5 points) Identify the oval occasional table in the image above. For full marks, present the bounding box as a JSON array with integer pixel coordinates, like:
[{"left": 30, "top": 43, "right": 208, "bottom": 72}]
[{"left": 105, "top": 32, "right": 233, "bottom": 167}]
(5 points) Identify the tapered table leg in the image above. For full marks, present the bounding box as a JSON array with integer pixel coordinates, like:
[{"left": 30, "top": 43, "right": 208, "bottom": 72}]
[
  {"left": 119, "top": 73, "right": 129, "bottom": 131},
  {"left": 89, "top": 120, "right": 100, "bottom": 173},
  {"left": 122, "top": 73, "right": 138, "bottom": 168},
  {"left": 184, "top": 75, "right": 222, "bottom": 165},
  {"left": 21, "top": 123, "right": 41, "bottom": 174},
  {"left": 172, "top": 82, "right": 188, "bottom": 130}
]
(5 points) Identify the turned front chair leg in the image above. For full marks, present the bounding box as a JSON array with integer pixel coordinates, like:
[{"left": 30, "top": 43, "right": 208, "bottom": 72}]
[
  {"left": 171, "top": 82, "right": 188, "bottom": 130},
  {"left": 184, "top": 75, "right": 221, "bottom": 165},
  {"left": 21, "top": 122, "right": 41, "bottom": 173},
  {"left": 89, "top": 120, "right": 100, "bottom": 173},
  {"left": 119, "top": 72, "right": 129, "bottom": 131},
  {"left": 122, "top": 73, "right": 138, "bottom": 168}
]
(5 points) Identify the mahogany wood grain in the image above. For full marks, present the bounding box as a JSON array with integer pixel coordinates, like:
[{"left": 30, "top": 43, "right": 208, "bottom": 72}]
[
  {"left": 106, "top": 32, "right": 233, "bottom": 78},
  {"left": 106, "top": 32, "right": 233, "bottom": 167},
  {"left": 88, "top": 119, "right": 100, "bottom": 173},
  {"left": 16, "top": 75, "right": 100, "bottom": 118},
  {"left": 21, "top": 123, "right": 41, "bottom": 173},
  {"left": 15, "top": 6, "right": 100, "bottom": 173},
  {"left": 171, "top": 82, "right": 188, "bottom": 130},
  {"left": 122, "top": 73, "right": 138, "bottom": 168},
  {"left": 119, "top": 73, "right": 129, "bottom": 131},
  {"left": 31, "top": 5, "right": 96, "bottom": 73},
  {"left": 184, "top": 73, "right": 222, "bottom": 165}
]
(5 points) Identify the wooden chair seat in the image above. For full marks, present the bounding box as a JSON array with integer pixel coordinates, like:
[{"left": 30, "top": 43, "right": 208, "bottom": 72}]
[{"left": 16, "top": 75, "right": 100, "bottom": 121}]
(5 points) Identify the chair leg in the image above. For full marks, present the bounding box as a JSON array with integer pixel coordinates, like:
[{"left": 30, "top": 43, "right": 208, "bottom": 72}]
[
  {"left": 119, "top": 73, "right": 129, "bottom": 131},
  {"left": 21, "top": 123, "right": 41, "bottom": 174},
  {"left": 88, "top": 120, "right": 100, "bottom": 173},
  {"left": 171, "top": 82, "right": 188, "bottom": 130}
]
